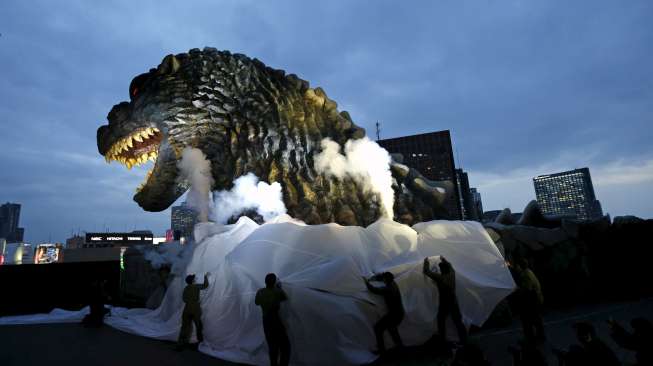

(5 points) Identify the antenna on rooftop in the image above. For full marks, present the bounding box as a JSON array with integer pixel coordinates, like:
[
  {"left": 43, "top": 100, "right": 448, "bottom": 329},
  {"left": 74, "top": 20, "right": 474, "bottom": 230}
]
[{"left": 375, "top": 121, "right": 381, "bottom": 141}]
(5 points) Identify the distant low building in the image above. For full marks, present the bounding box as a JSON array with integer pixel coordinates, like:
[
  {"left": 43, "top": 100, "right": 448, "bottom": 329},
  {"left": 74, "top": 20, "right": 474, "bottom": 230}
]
[
  {"left": 2, "top": 242, "right": 34, "bottom": 265},
  {"left": 65, "top": 234, "right": 85, "bottom": 249},
  {"left": 83, "top": 231, "right": 154, "bottom": 248},
  {"left": 533, "top": 167, "right": 603, "bottom": 221}
]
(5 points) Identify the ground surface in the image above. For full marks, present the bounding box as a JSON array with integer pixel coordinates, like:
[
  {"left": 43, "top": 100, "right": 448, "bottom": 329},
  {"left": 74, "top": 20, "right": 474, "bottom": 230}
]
[{"left": 0, "top": 298, "right": 651, "bottom": 366}]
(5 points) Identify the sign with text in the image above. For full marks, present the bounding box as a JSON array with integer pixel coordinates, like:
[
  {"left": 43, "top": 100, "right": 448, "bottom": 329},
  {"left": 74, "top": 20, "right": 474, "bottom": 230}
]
[{"left": 85, "top": 233, "right": 153, "bottom": 245}]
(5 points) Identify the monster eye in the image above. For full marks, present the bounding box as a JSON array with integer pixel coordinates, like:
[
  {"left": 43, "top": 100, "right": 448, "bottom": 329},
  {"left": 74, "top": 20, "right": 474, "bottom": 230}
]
[{"left": 129, "top": 72, "right": 149, "bottom": 100}]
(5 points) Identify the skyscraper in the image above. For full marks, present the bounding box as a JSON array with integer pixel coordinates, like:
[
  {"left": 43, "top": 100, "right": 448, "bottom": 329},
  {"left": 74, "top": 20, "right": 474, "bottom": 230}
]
[
  {"left": 455, "top": 169, "right": 474, "bottom": 220},
  {"left": 533, "top": 168, "right": 603, "bottom": 221},
  {"left": 378, "top": 130, "right": 462, "bottom": 219},
  {"left": 0, "top": 202, "right": 24, "bottom": 243},
  {"left": 453, "top": 170, "right": 483, "bottom": 221},
  {"left": 470, "top": 188, "right": 483, "bottom": 221},
  {"left": 171, "top": 202, "right": 198, "bottom": 239}
]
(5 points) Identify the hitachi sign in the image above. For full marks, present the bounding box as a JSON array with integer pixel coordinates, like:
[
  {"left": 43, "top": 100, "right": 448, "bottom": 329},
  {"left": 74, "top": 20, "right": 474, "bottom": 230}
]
[{"left": 85, "top": 233, "right": 153, "bottom": 245}]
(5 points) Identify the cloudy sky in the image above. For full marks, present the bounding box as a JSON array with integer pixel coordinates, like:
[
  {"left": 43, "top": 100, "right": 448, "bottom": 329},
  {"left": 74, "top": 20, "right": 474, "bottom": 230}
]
[{"left": 1, "top": 1, "right": 651, "bottom": 243}]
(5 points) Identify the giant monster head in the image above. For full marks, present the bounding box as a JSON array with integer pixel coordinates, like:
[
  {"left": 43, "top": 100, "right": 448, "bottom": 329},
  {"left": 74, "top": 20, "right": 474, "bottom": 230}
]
[
  {"left": 97, "top": 53, "right": 194, "bottom": 211},
  {"left": 98, "top": 48, "right": 451, "bottom": 225},
  {"left": 97, "top": 48, "right": 367, "bottom": 214}
]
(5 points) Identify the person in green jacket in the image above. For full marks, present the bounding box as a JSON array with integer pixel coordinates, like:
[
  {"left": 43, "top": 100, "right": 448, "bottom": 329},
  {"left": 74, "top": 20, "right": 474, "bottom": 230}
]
[
  {"left": 513, "top": 258, "right": 545, "bottom": 342},
  {"left": 177, "top": 272, "right": 210, "bottom": 350}
]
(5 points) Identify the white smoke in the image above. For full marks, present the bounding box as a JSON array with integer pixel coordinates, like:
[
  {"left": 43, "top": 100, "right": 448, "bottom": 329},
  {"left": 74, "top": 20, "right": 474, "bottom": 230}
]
[
  {"left": 315, "top": 137, "right": 394, "bottom": 218},
  {"left": 141, "top": 241, "right": 196, "bottom": 275},
  {"left": 177, "top": 147, "right": 214, "bottom": 222},
  {"left": 212, "top": 173, "right": 287, "bottom": 224}
]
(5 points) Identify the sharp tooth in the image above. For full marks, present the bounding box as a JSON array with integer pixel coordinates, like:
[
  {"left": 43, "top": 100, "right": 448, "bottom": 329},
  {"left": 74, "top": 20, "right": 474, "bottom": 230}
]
[
  {"left": 126, "top": 137, "right": 133, "bottom": 148},
  {"left": 145, "top": 127, "right": 154, "bottom": 136},
  {"left": 141, "top": 130, "right": 150, "bottom": 140},
  {"left": 130, "top": 158, "right": 138, "bottom": 166},
  {"left": 133, "top": 133, "right": 143, "bottom": 142}
]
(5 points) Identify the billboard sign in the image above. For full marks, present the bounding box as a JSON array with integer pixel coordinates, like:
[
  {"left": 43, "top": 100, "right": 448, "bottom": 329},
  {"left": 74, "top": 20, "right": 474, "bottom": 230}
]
[
  {"left": 85, "top": 233, "right": 153, "bottom": 245},
  {"left": 34, "top": 244, "right": 61, "bottom": 264}
]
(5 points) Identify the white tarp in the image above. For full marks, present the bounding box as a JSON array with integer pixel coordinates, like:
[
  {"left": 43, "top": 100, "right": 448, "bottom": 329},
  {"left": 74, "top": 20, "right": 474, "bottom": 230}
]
[
  {"left": 0, "top": 307, "right": 90, "bottom": 325},
  {"left": 0, "top": 216, "right": 515, "bottom": 365},
  {"left": 109, "top": 216, "right": 514, "bottom": 365}
]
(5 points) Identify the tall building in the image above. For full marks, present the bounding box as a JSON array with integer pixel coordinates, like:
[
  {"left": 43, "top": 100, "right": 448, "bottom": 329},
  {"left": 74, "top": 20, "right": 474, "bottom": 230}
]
[
  {"left": 0, "top": 202, "right": 24, "bottom": 242},
  {"left": 470, "top": 188, "right": 483, "bottom": 221},
  {"left": 533, "top": 167, "right": 603, "bottom": 221},
  {"left": 378, "top": 130, "right": 462, "bottom": 219},
  {"left": 171, "top": 202, "right": 198, "bottom": 239},
  {"left": 455, "top": 169, "right": 481, "bottom": 221},
  {"left": 454, "top": 169, "right": 471, "bottom": 220}
]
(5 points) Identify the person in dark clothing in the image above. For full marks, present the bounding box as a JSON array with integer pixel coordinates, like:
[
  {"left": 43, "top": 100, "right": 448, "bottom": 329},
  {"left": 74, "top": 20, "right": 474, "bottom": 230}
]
[
  {"left": 363, "top": 271, "right": 405, "bottom": 354},
  {"left": 423, "top": 256, "right": 467, "bottom": 344},
  {"left": 83, "top": 279, "right": 110, "bottom": 327},
  {"left": 512, "top": 258, "right": 545, "bottom": 342},
  {"left": 255, "top": 273, "right": 291, "bottom": 366},
  {"left": 609, "top": 317, "right": 653, "bottom": 366},
  {"left": 177, "top": 272, "right": 210, "bottom": 350},
  {"left": 573, "top": 322, "right": 621, "bottom": 366}
]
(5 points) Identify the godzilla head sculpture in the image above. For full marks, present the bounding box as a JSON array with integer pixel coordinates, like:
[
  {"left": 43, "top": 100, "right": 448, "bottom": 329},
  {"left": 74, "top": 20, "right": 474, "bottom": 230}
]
[{"left": 97, "top": 47, "right": 451, "bottom": 226}]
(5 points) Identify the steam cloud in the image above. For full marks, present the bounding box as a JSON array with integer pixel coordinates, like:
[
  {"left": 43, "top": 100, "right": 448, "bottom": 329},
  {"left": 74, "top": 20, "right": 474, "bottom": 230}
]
[
  {"left": 142, "top": 241, "right": 195, "bottom": 274},
  {"left": 212, "top": 173, "right": 287, "bottom": 224},
  {"left": 177, "top": 147, "right": 214, "bottom": 222},
  {"left": 315, "top": 137, "right": 394, "bottom": 218}
]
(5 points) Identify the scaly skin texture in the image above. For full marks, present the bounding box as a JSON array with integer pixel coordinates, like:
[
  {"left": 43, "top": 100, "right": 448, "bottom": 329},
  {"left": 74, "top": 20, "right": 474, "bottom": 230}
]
[{"left": 97, "top": 48, "right": 450, "bottom": 226}]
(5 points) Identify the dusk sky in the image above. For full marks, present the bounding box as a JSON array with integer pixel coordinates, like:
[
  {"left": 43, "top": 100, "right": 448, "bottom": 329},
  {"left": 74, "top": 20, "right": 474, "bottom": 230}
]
[{"left": 1, "top": 1, "right": 652, "bottom": 243}]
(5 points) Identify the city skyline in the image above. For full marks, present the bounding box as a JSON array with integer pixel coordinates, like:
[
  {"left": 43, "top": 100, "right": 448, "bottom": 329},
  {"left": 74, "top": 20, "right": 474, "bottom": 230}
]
[{"left": 1, "top": 1, "right": 652, "bottom": 242}]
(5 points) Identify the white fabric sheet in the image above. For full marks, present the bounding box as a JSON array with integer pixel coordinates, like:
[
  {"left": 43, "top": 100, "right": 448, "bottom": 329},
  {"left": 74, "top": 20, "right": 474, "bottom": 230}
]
[
  {"left": 0, "top": 216, "right": 515, "bottom": 365},
  {"left": 0, "top": 307, "right": 90, "bottom": 325}
]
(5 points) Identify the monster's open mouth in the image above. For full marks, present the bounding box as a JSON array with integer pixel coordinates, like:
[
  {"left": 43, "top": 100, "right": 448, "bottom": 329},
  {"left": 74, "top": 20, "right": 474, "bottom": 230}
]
[{"left": 105, "top": 127, "right": 163, "bottom": 192}]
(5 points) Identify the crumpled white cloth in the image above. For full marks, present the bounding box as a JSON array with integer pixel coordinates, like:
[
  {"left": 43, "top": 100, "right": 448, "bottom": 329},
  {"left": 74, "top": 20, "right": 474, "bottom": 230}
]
[{"left": 0, "top": 216, "right": 515, "bottom": 366}]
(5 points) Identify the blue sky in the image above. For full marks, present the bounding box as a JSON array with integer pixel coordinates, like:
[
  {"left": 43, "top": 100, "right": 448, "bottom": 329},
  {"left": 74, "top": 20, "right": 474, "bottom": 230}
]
[{"left": 1, "top": 0, "right": 652, "bottom": 243}]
